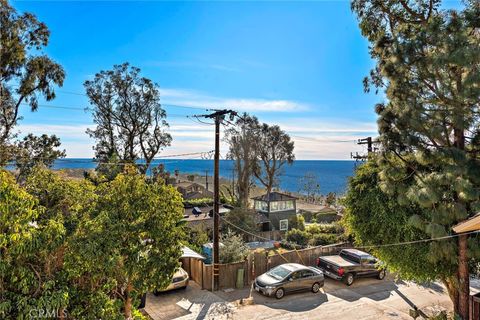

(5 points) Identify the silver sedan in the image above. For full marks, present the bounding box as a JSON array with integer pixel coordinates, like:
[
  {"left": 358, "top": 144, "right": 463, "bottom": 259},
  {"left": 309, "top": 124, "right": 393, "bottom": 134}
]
[{"left": 254, "top": 263, "right": 325, "bottom": 299}]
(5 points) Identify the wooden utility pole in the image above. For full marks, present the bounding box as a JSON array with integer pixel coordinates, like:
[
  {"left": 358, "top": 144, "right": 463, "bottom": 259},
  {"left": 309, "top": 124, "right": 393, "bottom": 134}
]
[
  {"left": 351, "top": 137, "right": 378, "bottom": 162},
  {"left": 197, "top": 109, "right": 237, "bottom": 291},
  {"left": 205, "top": 170, "right": 209, "bottom": 191},
  {"left": 358, "top": 137, "right": 373, "bottom": 153}
]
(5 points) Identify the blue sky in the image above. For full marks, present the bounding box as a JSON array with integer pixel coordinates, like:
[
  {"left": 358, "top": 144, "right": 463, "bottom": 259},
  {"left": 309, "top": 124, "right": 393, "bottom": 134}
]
[{"left": 13, "top": 0, "right": 387, "bottom": 159}]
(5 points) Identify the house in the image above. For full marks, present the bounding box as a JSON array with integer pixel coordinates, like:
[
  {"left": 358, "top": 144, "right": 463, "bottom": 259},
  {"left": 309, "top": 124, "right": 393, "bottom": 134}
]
[
  {"left": 252, "top": 192, "right": 298, "bottom": 231},
  {"left": 175, "top": 181, "right": 213, "bottom": 200},
  {"left": 182, "top": 206, "right": 230, "bottom": 229}
]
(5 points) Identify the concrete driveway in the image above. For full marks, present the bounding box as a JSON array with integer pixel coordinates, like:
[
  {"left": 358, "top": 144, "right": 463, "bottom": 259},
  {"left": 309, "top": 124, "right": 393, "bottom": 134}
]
[
  {"left": 144, "top": 282, "right": 235, "bottom": 320},
  {"left": 145, "top": 276, "right": 452, "bottom": 320},
  {"left": 226, "top": 277, "right": 452, "bottom": 320}
]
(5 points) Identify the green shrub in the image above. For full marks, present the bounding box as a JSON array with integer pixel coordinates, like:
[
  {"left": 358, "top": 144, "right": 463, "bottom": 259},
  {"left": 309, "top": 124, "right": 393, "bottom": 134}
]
[
  {"left": 306, "top": 222, "right": 343, "bottom": 234},
  {"left": 286, "top": 229, "right": 309, "bottom": 246},
  {"left": 183, "top": 197, "right": 213, "bottom": 207},
  {"left": 299, "top": 210, "right": 313, "bottom": 222},
  {"left": 288, "top": 214, "right": 305, "bottom": 231},
  {"left": 308, "top": 233, "right": 338, "bottom": 246}
]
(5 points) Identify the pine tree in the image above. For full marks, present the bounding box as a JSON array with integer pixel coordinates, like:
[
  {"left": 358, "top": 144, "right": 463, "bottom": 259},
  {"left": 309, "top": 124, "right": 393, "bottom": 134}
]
[{"left": 350, "top": 1, "right": 480, "bottom": 318}]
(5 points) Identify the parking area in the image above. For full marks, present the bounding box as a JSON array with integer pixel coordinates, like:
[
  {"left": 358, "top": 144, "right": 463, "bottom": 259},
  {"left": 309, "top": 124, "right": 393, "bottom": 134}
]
[
  {"left": 144, "top": 282, "right": 235, "bottom": 320},
  {"left": 145, "top": 276, "right": 453, "bottom": 320}
]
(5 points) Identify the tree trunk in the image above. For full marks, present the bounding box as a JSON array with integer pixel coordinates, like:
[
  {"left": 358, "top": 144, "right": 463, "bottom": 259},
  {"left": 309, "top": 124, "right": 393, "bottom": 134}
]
[
  {"left": 124, "top": 282, "right": 133, "bottom": 319},
  {"left": 453, "top": 126, "right": 469, "bottom": 320},
  {"left": 458, "top": 233, "right": 470, "bottom": 319},
  {"left": 442, "top": 276, "right": 460, "bottom": 315}
]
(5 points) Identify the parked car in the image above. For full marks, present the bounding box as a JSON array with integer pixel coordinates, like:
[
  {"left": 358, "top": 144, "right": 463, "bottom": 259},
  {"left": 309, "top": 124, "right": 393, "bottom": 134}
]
[
  {"left": 153, "top": 267, "right": 189, "bottom": 295},
  {"left": 316, "top": 248, "right": 386, "bottom": 286},
  {"left": 254, "top": 263, "right": 324, "bottom": 299}
]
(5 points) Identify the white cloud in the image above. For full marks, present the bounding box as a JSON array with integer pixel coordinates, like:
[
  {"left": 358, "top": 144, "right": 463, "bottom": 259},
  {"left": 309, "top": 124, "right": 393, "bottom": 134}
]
[
  {"left": 160, "top": 88, "right": 310, "bottom": 113},
  {"left": 17, "top": 119, "right": 374, "bottom": 160}
]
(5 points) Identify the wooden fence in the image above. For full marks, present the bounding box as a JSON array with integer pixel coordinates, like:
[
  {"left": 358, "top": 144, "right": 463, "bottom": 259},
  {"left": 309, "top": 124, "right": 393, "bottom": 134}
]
[
  {"left": 470, "top": 292, "right": 480, "bottom": 320},
  {"left": 182, "top": 242, "right": 351, "bottom": 291}
]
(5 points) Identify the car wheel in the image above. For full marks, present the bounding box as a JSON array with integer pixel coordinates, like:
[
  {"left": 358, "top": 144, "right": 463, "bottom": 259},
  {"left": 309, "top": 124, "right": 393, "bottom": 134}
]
[
  {"left": 344, "top": 273, "right": 354, "bottom": 286},
  {"left": 377, "top": 269, "right": 386, "bottom": 280},
  {"left": 312, "top": 282, "right": 321, "bottom": 293},
  {"left": 275, "top": 288, "right": 285, "bottom": 299}
]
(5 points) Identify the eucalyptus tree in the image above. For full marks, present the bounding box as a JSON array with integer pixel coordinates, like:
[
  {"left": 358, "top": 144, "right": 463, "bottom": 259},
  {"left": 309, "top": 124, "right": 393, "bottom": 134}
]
[
  {"left": 225, "top": 113, "right": 260, "bottom": 207},
  {"left": 14, "top": 133, "right": 66, "bottom": 181},
  {"left": 84, "top": 63, "right": 172, "bottom": 176},
  {"left": 254, "top": 123, "right": 295, "bottom": 195},
  {"left": 0, "top": 0, "right": 65, "bottom": 165},
  {"left": 350, "top": 0, "right": 480, "bottom": 317}
]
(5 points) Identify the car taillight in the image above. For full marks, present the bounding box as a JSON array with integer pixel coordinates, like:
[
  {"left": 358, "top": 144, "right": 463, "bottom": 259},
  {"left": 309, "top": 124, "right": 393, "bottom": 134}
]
[
  {"left": 338, "top": 267, "right": 345, "bottom": 276},
  {"left": 315, "top": 258, "right": 320, "bottom": 266}
]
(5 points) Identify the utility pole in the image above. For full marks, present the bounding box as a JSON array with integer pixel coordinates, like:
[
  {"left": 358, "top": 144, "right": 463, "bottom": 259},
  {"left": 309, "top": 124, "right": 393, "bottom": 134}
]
[
  {"left": 357, "top": 137, "right": 373, "bottom": 153},
  {"left": 231, "top": 165, "right": 235, "bottom": 199},
  {"left": 351, "top": 137, "right": 378, "bottom": 163},
  {"left": 196, "top": 109, "right": 237, "bottom": 291},
  {"left": 205, "top": 170, "right": 209, "bottom": 191}
]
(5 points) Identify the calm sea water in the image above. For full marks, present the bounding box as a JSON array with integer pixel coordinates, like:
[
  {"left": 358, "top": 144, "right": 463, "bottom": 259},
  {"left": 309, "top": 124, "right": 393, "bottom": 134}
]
[{"left": 51, "top": 159, "right": 356, "bottom": 195}]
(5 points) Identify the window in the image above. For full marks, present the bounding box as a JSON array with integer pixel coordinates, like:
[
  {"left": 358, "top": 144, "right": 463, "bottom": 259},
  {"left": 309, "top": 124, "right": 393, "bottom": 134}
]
[
  {"left": 285, "top": 200, "right": 294, "bottom": 210},
  {"left": 279, "top": 219, "right": 289, "bottom": 231},
  {"left": 301, "top": 270, "right": 315, "bottom": 278},
  {"left": 269, "top": 200, "right": 294, "bottom": 212},
  {"left": 255, "top": 200, "right": 268, "bottom": 212},
  {"left": 340, "top": 251, "right": 361, "bottom": 264},
  {"left": 270, "top": 201, "right": 279, "bottom": 211}
]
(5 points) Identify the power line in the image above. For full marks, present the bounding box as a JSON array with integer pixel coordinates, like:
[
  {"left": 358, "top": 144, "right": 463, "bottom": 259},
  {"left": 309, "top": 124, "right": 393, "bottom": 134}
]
[
  {"left": 355, "top": 230, "right": 480, "bottom": 249},
  {"left": 7, "top": 151, "right": 215, "bottom": 166},
  {"left": 218, "top": 210, "right": 480, "bottom": 250}
]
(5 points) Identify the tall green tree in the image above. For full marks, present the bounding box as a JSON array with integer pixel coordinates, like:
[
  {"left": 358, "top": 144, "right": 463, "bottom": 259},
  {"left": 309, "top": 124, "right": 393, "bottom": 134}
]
[
  {"left": 0, "top": 0, "right": 65, "bottom": 165},
  {"left": 68, "top": 167, "right": 185, "bottom": 318},
  {"left": 254, "top": 124, "right": 295, "bottom": 195},
  {"left": 0, "top": 167, "right": 97, "bottom": 318},
  {"left": 14, "top": 133, "right": 66, "bottom": 181},
  {"left": 225, "top": 113, "right": 260, "bottom": 207},
  {"left": 84, "top": 63, "right": 172, "bottom": 177},
  {"left": 343, "top": 159, "right": 470, "bottom": 284},
  {"left": 350, "top": 0, "right": 480, "bottom": 317}
]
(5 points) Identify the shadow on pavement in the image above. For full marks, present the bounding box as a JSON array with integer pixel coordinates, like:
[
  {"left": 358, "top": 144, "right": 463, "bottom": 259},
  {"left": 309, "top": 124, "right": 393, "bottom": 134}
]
[
  {"left": 326, "top": 278, "right": 398, "bottom": 302},
  {"left": 145, "top": 282, "right": 233, "bottom": 320}
]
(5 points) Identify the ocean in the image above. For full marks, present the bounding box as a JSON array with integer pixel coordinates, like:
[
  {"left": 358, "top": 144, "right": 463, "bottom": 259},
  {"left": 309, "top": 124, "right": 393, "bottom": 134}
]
[{"left": 50, "top": 159, "right": 356, "bottom": 195}]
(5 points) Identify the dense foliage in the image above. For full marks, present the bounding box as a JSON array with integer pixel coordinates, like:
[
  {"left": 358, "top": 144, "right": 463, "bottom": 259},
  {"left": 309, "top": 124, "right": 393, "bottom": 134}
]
[
  {"left": 0, "top": 167, "right": 185, "bottom": 319},
  {"left": 343, "top": 160, "right": 460, "bottom": 281},
  {"left": 219, "top": 230, "right": 250, "bottom": 263},
  {"left": 14, "top": 134, "right": 66, "bottom": 181},
  {"left": 350, "top": 0, "right": 480, "bottom": 317},
  {"left": 286, "top": 223, "right": 343, "bottom": 247}
]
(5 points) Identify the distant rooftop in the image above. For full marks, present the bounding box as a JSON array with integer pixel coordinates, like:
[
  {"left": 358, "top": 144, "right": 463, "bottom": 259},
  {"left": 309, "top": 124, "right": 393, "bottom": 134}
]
[
  {"left": 175, "top": 181, "right": 206, "bottom": 188},
  {"left": 252, "top": 191, "right": 297, "bottom": 202}
]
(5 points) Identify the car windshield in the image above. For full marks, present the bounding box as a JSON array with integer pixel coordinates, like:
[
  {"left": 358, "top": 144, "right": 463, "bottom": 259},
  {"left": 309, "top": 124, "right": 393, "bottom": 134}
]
[{"left": 267, "top": 266, "right": 291, "bottom": 280}]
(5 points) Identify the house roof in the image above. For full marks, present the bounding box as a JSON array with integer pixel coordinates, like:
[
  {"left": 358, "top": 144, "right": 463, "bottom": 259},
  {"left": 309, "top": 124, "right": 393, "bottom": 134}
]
[
  {"left": 181, "top": 246, "right": 205, "bottom": 260},
  {"left": 453, "top": 213, "right": 480, "bottom": 234},
  {"left": 175, "top": 181, "right": 205, "bottom": 189},
  {"left": 184, "top": 190, "right": 213, "bottom": 200},
  {"left": 252, "top": 191, "right": 297, "bottom": 202}
]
